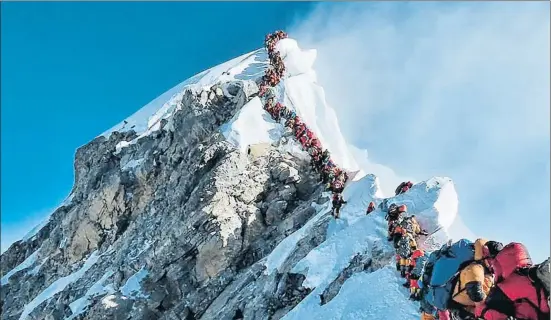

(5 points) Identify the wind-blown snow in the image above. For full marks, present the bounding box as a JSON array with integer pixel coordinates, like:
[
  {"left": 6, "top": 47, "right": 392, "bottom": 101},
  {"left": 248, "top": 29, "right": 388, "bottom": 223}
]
[
  {"left": 66, "top": 270, "right": 115, "bottom": 320},
  {"left": 1, "top": 249, "right": 39, "bottom": 286},
  {"left": 221, "top": 97, "right": 283, "bottom": 153},
  {"left": 120, "top": 266, "right": 149, "bottom": 299},
  {"left": 19, "top": 251, "right": 101, "bottom": 320},
  {"left": 275, "top": 38, "right": 362, "bottom": 173}
]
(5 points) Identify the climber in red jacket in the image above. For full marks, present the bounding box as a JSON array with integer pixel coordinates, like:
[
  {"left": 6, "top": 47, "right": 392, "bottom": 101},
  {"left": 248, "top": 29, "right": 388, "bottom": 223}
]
[
  {"left": 272, "top": 102, "right": 283, "bottom": 121},
  {"left": 366, "top": 201, "right": 376, "bottom": 215},
  {"left": 298, "top": 128, "right": 311, "bottom": 148},
  {"left": 294, "top": 123, "right": 307, "bottom": 140}
]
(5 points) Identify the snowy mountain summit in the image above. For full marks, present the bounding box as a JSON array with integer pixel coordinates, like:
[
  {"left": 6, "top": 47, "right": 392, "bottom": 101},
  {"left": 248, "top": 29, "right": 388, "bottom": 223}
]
[{"left": 1, "top": 34, "right": 459, "bottom": 320}]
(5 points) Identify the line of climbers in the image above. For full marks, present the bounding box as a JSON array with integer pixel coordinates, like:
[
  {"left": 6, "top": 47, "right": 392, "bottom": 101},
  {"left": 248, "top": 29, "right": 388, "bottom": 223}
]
[
  {"left": 382, "top": 182, "right": 550, "bottom": 320},
  {"left": 260, "top": 31, "right": 551, "bottom": 320},
  {"left": 259, "top": 31, "right": 349, "bottom": 220}
]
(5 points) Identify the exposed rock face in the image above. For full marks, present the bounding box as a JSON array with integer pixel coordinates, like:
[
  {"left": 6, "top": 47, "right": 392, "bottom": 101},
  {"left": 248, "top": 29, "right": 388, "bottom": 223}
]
[{"left": 0, "top": 80, "right": 331, "bottom": 320}]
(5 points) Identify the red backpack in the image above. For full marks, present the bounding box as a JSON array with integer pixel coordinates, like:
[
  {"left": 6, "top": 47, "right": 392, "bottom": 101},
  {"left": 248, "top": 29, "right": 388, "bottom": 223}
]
[
  {"left": 476, "top": 243, "right": 550, "bottom": 320},
  {"left": 492, "top": 243, "right": 533, "bottom": 281}
]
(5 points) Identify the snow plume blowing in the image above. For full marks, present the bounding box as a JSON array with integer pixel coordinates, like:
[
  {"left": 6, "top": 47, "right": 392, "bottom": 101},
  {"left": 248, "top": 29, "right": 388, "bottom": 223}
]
[{"left": 288, "top": 1, "right": 550, "bottom": 261}]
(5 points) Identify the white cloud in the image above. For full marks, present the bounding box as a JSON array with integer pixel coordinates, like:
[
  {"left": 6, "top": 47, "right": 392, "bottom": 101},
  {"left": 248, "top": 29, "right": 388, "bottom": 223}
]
[{"left": 289, "top": 2, "right": 550, "bottom": 261}]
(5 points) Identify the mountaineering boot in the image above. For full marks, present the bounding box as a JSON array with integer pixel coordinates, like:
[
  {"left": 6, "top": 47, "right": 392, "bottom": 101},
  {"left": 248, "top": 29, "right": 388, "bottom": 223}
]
[
  {"left": 400, "top": 266, "right": 407, "bottom": 278},
  {"left": 402, "top": 281, "right": 410, "bottom": 288}
]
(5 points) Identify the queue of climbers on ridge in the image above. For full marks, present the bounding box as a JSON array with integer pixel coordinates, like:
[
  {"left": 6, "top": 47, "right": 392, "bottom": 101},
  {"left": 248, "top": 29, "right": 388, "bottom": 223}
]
[
  {"left": 259, "top": 31, "right": 349, "bottom": 219},
  {"left": 260, "top": 31, "right": 551, "bottom": 320},
  {"left": 382, "top": 182, "right": 550, "bottom": 320}
]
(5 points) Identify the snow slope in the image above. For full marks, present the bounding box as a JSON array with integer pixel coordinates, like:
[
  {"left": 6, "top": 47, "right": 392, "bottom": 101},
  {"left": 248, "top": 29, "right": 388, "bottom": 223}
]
[{"left": 277, "top": 38, "right": 362, "bottom": 173}]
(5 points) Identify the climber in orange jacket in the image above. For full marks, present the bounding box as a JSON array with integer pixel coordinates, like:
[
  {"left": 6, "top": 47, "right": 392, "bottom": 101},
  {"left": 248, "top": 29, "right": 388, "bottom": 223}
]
[{"left": 450, "top": 239, "right": 495, "bottom": 314}]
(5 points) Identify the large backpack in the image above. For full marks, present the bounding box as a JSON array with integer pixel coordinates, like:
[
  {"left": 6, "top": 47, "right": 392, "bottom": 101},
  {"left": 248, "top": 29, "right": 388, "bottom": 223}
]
[{"left": 425, "top": 239, "right": 476, "bottom": 311}]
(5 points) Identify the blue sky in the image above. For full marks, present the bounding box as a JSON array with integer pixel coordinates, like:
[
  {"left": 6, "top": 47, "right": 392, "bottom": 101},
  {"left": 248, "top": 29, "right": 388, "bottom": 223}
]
[
  {"left": 1, "top": 1, "right": 313, "bottom": 250},
  {"left": 2, "top": 2, "right": 549, "bottom": 262}
]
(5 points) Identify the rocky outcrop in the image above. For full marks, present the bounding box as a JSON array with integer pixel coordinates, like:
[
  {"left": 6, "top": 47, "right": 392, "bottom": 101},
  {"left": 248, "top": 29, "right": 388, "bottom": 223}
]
[{"left": 0, "top": 79, "right": 331, "bottom": 320}]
